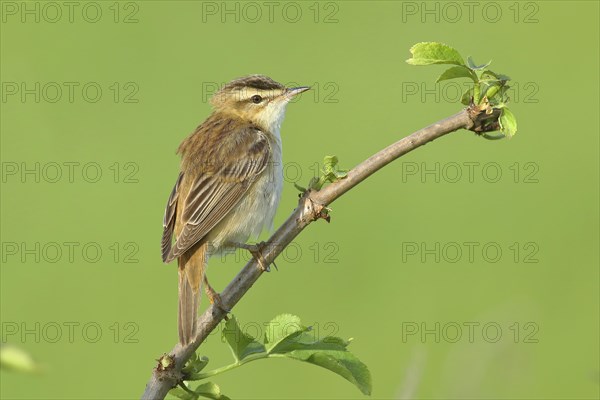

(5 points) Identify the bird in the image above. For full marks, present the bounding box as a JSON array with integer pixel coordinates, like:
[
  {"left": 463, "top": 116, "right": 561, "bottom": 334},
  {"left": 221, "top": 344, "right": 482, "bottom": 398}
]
[{"left": 161, "top": 75, "right": 309, "bottom": 344}]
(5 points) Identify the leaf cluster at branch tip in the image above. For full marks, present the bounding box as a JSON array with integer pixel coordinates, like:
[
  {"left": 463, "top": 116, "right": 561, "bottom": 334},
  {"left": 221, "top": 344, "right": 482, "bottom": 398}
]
[{"left": 407, "top": 42, "right": 517, "bottom": 138}]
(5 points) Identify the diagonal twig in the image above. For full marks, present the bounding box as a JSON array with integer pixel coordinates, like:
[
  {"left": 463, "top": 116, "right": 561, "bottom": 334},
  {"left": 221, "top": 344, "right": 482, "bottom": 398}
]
[{"left": 141, "top": 106, "right": 486, "bottom": 399}]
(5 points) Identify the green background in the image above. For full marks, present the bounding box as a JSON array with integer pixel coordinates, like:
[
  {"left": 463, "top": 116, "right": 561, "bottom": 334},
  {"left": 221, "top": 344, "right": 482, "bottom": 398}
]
[{"left": 1, "top": 1, "right": 598, "bottom": 399}]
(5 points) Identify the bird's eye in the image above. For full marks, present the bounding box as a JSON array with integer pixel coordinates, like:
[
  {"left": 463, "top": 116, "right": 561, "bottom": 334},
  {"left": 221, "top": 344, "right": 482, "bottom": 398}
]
[{"left": 251, "top": 95, "right": 263, "bottom": 104}]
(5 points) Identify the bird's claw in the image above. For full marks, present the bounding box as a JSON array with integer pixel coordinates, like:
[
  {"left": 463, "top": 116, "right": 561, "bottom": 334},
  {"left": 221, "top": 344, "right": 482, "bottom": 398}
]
[
  {"left": 232, "top": 241, "right": 276, "bottom": 272},
  {"left": 205, "top": 286, "right": 231, "bottom": 317}
]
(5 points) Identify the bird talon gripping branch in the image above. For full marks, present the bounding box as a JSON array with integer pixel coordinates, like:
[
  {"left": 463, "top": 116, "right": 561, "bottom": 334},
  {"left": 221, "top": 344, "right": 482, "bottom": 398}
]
[{"left": 236, "top": 241, "right": 273, "bottom": 272}]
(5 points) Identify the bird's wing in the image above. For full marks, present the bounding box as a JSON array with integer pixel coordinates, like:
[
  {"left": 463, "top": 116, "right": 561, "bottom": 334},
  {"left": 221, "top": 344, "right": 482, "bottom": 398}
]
[
  {"left": 161, "top": 171, "right": 184, "bottom": 261},
  {"left": 162, "top": 126, "right": 271, "bottom": 263}
]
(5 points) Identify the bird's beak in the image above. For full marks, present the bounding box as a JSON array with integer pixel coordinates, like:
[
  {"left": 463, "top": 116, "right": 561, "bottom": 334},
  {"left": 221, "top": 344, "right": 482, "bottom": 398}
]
[{"left": 285, "top": 86, "right": 311, "bottom": 98}]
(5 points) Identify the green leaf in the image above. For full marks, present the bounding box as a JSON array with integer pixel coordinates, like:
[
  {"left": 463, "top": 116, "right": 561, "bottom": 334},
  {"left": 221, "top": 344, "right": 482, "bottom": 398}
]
[
  {"left": 461, "top": 87, "right": 473, "bottom": 105},
  {"left": 480, "top": 70, "right": 498, "bottom": 81},
  {"left": 294, "top": 182, "right": 307, "bottom": 192},
  {"left": 481, "top": 132, "right": 506, "bottom": 140},
  {"left": 436, "top": 65, "right": 477, "bottom": 83},
  {"left": 264, "top": 314, "right": 307, "bottom": 353},
  {"left": 406, "top": 42, "right": 465, "bottom": 66},
  {"left": 169, "top": 382, "right": 230, "bottom": 400},
  {"left": 467, "top": 56, "right": 491, "bottom": 70},
  {"left": 194, "top": 382, "right": 231, "bottom": 400},
  {"left": 479, "top": 70, "right": 510, "bottom": 104},
  {"left": 304, "top": 156, "right": 347, "bottom": 191},
  {"left": 481, "top": 69, "right": 510, "bottom": 82},
  {"left": 269, "top": 329, "right": 346, "bottom": 354},
  {"left": 287, "top": 351, "right": 371, "bottom": 395},
  {"left": 266, "top": 322, "right": 372, "bottom": 395},
  {"left": 183, "top": 353, "right": 209, "bottom": 375},
  {"left": 310, "top": 156, "right": 347, "bottom": 190},
  {"left": 322, "top": 156, "right": 348, "bottom": 182},
  {"left": 481, "top": 81, "right": 498, "bottom": 97},
  {"left": 183, "top": 359, "right": 210, "bottom": 380},
  {"left": 499, "top": 107, "right": 517, "bottom": 138},
  {"left": 306, "top": 177, "right": 320, "bottom": 191},
  {"left": 283, "top": 339, "right": 372, "bottom": 395},
  {"left": 222, "top": 316, "right": 266, "bottom": 362},
  {"left": 169, "top": 386, "right": 195, "bottom": 400},
  {"left": 0, "top": 345, "right": 38, "bottom": 373}
]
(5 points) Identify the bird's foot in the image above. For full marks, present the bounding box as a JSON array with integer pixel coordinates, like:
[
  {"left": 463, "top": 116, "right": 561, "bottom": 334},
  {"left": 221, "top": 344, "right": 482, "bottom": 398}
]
[
  {"left": 204, "top": 283, "right": 231, "bottom": 316},
  {"left": 231, "top": 241, "right": 277, "bottom": 272}
]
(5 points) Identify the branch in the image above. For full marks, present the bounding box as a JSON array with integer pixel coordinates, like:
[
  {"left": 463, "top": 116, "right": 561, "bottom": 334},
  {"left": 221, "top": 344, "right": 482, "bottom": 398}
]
[{"left": 142, "top": 105, "right": 486, "bottom": 399}]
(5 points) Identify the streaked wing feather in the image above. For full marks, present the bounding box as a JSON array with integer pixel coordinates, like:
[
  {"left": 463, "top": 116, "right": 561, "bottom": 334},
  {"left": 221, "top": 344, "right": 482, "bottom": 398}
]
[
  {"left": 169, "top": 184, "right": 247, "bottom": 259},
  {"left": 161, "top": 172, "right": 184, "bottom": 262}
]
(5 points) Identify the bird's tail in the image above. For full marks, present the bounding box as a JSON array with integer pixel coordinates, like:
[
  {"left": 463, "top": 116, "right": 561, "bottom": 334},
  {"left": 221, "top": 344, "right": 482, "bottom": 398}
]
[{"left": 177, "top": 243, "right": 207, "bottom": 345}]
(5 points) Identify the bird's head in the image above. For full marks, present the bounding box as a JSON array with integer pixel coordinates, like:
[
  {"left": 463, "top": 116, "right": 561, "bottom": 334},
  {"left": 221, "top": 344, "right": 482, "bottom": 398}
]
[{"left": 210, "top": 75, "right": 310, "bottom": 134}]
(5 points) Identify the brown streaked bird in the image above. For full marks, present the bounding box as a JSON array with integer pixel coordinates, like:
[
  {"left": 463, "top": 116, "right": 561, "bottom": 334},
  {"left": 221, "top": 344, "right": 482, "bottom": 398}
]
[{"left": 161, "top": 75, "right": 310, "bottom": 345}]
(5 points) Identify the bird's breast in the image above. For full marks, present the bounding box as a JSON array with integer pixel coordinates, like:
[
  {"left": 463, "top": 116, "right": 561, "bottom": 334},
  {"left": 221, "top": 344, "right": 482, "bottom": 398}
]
[{"left": 208, "top": 135, "right": 283, "bottom": 251}]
